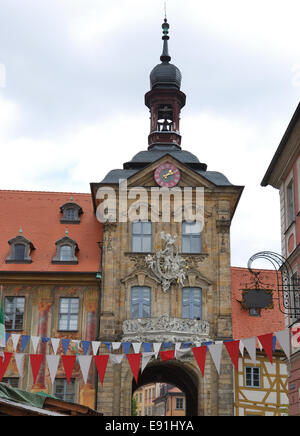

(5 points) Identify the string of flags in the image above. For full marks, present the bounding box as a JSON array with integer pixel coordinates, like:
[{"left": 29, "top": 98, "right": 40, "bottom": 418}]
[{"left": 0, "top": 328, "right": 293, "bottom": 386}]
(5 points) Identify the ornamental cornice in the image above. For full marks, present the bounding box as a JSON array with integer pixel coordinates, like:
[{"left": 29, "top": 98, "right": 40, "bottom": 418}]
[{"left": 122, "top": 313, "right": 210, "bottom": 343}]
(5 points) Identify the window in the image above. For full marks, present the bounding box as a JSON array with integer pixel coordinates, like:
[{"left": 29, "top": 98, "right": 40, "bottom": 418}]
[
  {"left": 58, "top": 298, "right": 79, "bottom": 331},
  {"left": 287, "top": 179, "right": 295, "bottom": 227},
  {"left": 15, "top": 244, "right": 26, "bottom": 261},
  {"left": 175, "top": 398, "right": 184, "bottom": 410},
  {"left": 5, "top": 297, "right": 25, "bottom": 331},
  {"left": 60, "top": 202, "right": 83, "bottom": 224},
  {"left": 54, "top": 379, "right": 76, "bottom": 403},
  {"left": 245, "top": 367, "right": 261, "bottom": 388},
  {"left": 65, "top": 208, "right": 75, "bottom": 221},
  {"left": 59, "top": 245, "right": 73, "bottom": 261},
  {"left": 182, "top": 288, "right": 202, "bottom": 320},
  {"left": 52, "top": 236, "right": 79, "bottom": 264},
  {"left": 6, "top": 235, "right": 34, "bottom": 264},
  {"left": 182, "top": 221, "right": 202, "bottom": 253},
  {"left": 130, "top": 287, "right": 151, "bottom": 319},
  {"left": 132, "top": 221, "right": 152, "bottom": 253},
  {"left": 2, "top": 377, "right": 19, "bottom": 388}
]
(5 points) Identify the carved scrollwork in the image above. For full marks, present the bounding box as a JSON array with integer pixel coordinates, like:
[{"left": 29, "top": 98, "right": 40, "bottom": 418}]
[{"left": 146, "top": 232, "right": 187, "bottom": 293}]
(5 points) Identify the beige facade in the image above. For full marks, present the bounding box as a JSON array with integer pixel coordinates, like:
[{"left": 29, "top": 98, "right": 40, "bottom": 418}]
[
  {"left": 134, "top": 383, "right": 159, "bottom": 416},
  {"left": 91, "top": 155, "right": 243, "bottom": 416}
]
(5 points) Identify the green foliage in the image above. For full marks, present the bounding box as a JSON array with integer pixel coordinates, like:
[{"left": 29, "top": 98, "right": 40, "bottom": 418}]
[{"left": 132, "top": 396, "right": 138, "bottom": 416}]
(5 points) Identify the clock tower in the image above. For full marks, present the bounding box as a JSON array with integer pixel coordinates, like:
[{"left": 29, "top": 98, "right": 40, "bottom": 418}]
[{"left": 91, "top": 17, "right": 244, "bottom": 417}]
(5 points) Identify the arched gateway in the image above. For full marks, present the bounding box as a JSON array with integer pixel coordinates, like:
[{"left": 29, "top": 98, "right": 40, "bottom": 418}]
[{"left": 132, "top": 361, "right": 199, "bottom": 416}]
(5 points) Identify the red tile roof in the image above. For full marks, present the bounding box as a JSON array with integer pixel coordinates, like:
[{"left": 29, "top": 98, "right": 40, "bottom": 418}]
[
  {"left": 0, "top": 190, "right": 101, "bottom": 272},
  {"left": 231, "top": 266, "right": 285, "bottom": 340}
]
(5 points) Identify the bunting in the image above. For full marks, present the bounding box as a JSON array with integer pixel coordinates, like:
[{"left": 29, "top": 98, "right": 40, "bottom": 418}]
[
  {"left": 192, "top": 346, "right": 207, "bottom": 377},
  {"left": 127, "top": 353, "right": 141, "bottom": 383},
  {"left": 224, "top": 341, "right": 240, "bottom": 372},
  {"left": 94, "top": 355, "right": 109, "bottom": 385},
  {"left": 30, "top": 354, "right": 43, "bottom": 384},
  {"left": 62, "top": 355, "right": 76, "bottom": 384},
  {"left": 0, "top": 328, "right": 293, "bottom": 387},
  {"left": 257, "top": 333, "right": 274, "bottom": 364}
]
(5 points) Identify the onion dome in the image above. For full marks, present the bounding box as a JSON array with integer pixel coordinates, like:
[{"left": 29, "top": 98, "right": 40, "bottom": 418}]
[{"left": 150, "top": 18, "right": 182, "bottom": 90}]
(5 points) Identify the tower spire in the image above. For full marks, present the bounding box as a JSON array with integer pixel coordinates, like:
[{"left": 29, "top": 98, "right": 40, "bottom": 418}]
[{"left": 160, "top": 17, "right": 171, "bottom": 63}]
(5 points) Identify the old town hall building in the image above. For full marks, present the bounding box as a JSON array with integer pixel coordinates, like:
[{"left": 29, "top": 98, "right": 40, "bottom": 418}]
[{"left": 0, "top": 19, "right": 290, "bottom": 416}]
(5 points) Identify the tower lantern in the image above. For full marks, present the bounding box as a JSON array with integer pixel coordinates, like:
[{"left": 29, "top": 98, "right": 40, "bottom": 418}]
[{"left": 145, "top": 18, "right": 186, "bottom": 150}]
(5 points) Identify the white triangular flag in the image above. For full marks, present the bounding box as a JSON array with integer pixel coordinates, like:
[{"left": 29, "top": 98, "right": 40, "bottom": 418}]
[
  {"left": 153, "top": 343, "right": 162, "bottom": 358},
  {"left": 11, "top": 334, "right": 21, "bottom": 352},
  {"left": 239, "top": 340, "right": 245, "bottom": 357},
  {"left": 72, "top": 340, "right": 80, "bottom": 346},
  {"left": 132, "top": 343, "right": 142, "bottom": 354},
  {"left": 51, "top": 338, "right": 60, "bottom": 355},
  {"left": 176, "top": 348, "right": 191, "bottom": 359},
  {"left": 92, "top": 341, "right": 101, "bottom": 356},
  {"left": 31, "top": 336, "right": 40, "bottom": 353},
  {"left": 109, "top": 354, "right": 124, "bottom": 365},
  {"left": 141, "top": 352, "right": 155, "bottom": 373},
  {"left": 242, "top": 337, "right": 256, "bottom": 363},
  {"left": 112, "top": 342, "right": 121, "bottom": 351},
  {"left": 14, "top": 353, "right": 25, "bottom": 377},
  {"left": 78, "top": 355, "right": 92, "bottom": 384},
  {"left": 208, "top": 343, "right": 223, "bottom": 374},
  {"left": 257, "top": 338, "right": 263, "bottom": 351},
  {"left": 275, "top": 329, "right": 290, "bottom": 360},
  {"left": 46, "top": 355, "right": 60, "bottom": 384}
]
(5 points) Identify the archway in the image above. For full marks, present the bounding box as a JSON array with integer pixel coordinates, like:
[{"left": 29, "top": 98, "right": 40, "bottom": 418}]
[{"left": 132, "top": 360, "right": 199, "bottom": 416}]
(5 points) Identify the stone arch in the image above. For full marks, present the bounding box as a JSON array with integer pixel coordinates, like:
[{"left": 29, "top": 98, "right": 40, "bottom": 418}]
[{"left": 132, "top": 360, "right": 199, "bottom": 416}]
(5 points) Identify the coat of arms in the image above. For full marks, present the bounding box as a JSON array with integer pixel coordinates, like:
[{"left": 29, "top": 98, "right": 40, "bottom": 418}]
[{"left": 146, "top": 232, "right": 187, "bottom": 293}]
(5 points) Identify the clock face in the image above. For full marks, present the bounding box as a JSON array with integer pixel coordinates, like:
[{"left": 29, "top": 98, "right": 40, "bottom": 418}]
[{"left": 154, "top": 163, "right": 181, "bottom": 188}]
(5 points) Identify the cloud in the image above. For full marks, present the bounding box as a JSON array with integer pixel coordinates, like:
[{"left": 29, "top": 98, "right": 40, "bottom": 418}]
[{"left": 0, "top": 0, "right": 296, "bottom": 269}]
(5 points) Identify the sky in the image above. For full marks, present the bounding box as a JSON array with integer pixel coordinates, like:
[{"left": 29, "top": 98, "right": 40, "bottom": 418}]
[{"left": 0, "top": 0, "right": 300, "bottom": 268}]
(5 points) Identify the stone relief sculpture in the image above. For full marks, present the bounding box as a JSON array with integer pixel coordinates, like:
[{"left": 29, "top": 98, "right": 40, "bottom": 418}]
[
  {"left": 146, "top": 232, "right": 187, "bottom": 293},
  {"left": 122, "top": 313, "right": 210, "bottom": 343}
]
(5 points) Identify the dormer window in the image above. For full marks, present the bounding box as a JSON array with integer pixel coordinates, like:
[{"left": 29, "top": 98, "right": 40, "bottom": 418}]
[
  {"left": 60, "top": 201, "right": 83, "bottom": 224},
  {"left": 6, "top": 235, "right": 35, "bottom": 264},
  {"left": 52, "top": 236, "right": 79, "bottom": 265}
]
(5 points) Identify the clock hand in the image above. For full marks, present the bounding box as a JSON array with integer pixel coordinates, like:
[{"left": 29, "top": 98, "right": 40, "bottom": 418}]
[{"left": 163, "top": 170, "right": 174, "bottom": 179}]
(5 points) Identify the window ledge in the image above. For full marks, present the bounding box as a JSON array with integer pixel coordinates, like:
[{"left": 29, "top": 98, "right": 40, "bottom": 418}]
[
  {"left": 125, "top": 252, "right": 154, "bottom": 256},
  {"left": 57, "top": 330, "right": 79, "bottom": 333},
  {"left": 5, "top": 259, "right": 32, "bottom": 264},
  {"left": 52, "top": 260, "right": 78, "bottom": 265},
  {"left": 60, "top": 219, "right": 81, "bottom": 224}
]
